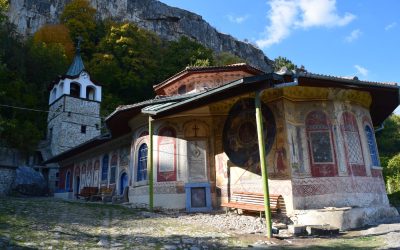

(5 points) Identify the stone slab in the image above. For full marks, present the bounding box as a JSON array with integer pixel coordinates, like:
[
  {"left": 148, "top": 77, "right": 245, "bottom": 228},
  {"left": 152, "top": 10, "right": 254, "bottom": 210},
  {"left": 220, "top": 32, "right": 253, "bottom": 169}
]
[{"left": 306, "top": 225, "right": 339, "bottom": 236}]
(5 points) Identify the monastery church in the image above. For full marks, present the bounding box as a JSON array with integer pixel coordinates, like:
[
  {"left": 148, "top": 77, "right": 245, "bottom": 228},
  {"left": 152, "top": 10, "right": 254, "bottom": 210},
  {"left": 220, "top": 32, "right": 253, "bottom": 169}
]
[{"left": 43, "top": 46, "right": 400, "bottom": 229}]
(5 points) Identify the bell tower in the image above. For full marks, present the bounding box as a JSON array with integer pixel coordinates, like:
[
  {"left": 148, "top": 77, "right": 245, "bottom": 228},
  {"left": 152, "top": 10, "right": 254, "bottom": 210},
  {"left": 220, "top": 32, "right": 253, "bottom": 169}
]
[{"left": 47, "top": 40, "right": 102, "bottom": 156}]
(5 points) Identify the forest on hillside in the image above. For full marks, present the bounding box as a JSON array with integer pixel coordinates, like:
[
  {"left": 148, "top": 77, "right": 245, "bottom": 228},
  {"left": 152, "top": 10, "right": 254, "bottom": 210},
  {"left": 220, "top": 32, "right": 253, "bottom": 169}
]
[
  {"left": 0, "top": 0, "right": 399, "bottom": 196},
  {"left": 0, "top": 0, "right": 244, "bottom": 152}
]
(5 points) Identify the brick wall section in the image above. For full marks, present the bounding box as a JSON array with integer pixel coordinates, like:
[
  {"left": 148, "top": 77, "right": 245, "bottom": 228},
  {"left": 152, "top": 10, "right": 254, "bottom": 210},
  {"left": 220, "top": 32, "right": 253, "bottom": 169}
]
[{"left": 0, "top": 167, "right": 16, "bottom": 196}]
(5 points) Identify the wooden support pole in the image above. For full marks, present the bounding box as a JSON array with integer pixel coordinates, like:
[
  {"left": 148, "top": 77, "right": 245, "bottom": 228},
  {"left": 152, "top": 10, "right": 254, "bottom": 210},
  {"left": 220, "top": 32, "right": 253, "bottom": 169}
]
[
  {"left": 255, "top": 91, "right": 272, "bottom": 239},
  {"left": 148, "top": 116, "right": 154, "bottom": 211}
]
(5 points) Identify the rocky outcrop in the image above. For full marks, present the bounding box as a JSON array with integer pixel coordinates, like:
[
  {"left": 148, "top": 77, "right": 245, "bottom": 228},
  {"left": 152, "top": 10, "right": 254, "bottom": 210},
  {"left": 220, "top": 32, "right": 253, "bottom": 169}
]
[{"left": 7, "top": 0, "right": 272, "bottom": 72}]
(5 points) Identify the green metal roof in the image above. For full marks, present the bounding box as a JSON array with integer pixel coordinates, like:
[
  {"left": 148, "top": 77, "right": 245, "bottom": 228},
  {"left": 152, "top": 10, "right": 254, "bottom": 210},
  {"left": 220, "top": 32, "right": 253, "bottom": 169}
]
[{"left": 66, "top": 50, "right": 85, "bottom": 76}]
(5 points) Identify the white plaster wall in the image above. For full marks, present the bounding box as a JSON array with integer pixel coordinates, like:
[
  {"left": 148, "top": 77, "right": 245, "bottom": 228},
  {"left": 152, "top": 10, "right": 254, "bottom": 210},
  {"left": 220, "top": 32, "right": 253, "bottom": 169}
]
[
  {"left": 54, "top": 192, "right": 73, "bottom": 199},
  {"left": 130, "top": 193, "right": 186, "bottom": 209},
  {"left": 49, "top": 71, "right": 102, "bottom": 104}
]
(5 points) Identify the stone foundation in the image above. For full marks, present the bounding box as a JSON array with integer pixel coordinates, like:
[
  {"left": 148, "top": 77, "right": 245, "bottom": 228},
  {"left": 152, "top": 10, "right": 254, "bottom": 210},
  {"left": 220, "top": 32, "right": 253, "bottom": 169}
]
[
  {"left": 0, "top": 167, "right": 16, "bottom": 196},
  {"left": 292, "top": 206, "right": 399, "bottom": 230}
]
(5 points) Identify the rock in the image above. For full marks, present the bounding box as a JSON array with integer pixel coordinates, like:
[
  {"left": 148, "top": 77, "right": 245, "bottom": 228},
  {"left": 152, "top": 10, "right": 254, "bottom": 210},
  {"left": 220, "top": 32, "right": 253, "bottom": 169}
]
[
  {"left": 97, "top": 239, "right": 109, "bottom": 247},
  {"left": 163, "top": 244, "right": 178, "bottom": 250},
  {"left": 7, "top": 0, "right": 273, "bottom": 72},
  {"left": 273, "top": 223, "right": 288, "bottom": 229},
  {"left": 288, "top": 224, "right": 307, "bottom": 236},
  {"left": 190, "top": 246, "right": 200, "bottom": 250},
  {"left": 182, "top": 238, "right": 195, "bottom": 244},
  {"left": 13, "top": 166, "right": 47, "bottom": 196}
]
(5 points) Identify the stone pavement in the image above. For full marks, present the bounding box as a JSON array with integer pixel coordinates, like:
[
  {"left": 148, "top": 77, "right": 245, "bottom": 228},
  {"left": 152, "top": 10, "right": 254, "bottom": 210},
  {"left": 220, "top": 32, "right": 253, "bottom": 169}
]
[{"left": 1, "top": 197, "right": 400, "bottom": 249}]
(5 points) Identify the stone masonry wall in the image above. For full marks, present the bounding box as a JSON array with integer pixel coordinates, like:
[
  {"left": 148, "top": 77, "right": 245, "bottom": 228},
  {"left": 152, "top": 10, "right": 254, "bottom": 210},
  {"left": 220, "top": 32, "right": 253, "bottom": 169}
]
[
  {"left": 0, "top": 167, "right": 16, "bottom": 196},
  {"left": 48, "top": 95, "right": 101, "bottom": 156}
]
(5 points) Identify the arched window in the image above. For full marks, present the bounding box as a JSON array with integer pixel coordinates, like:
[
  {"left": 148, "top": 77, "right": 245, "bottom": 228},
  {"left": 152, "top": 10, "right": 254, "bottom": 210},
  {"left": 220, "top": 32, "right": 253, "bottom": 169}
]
[
  {"left": 341, "top": 112, "right": 365, "bottom": 176},
  {"left": 51, "top": 88, "right": 57, "bottom": 102},
  {"left": 365, "top": 125, "right": 380, "bottom": 167},
  {"left": 120, "top": 172, "right": 128, "bottom": 195},
  {"left": 70, "top": 82, "right": 81, "bottom": 98},
  {"left": 137, "top": 143, "right": 148, "bottom": 182},
  {"left": 65, "top": 171, "right": 71, "bottom": 191},
  {"left": 306, "top": 111, "right": 337, "bottom": 177},
  {"left": 86, "top": 86, "right": 95, "bottom": 100},
  {"left": 110, "top": 154, "right": 117, "bottom": 184},
  {"left": 59, "top": 82, "right": 64, "bottom": 95},
  {"left": 101, "top": 155, "right": 109, "bottom": 181}
]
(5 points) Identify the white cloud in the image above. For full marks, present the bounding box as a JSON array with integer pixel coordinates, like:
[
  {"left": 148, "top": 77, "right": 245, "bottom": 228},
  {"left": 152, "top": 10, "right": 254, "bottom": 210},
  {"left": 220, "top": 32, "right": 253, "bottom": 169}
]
[
  {"left": 354, "top": 65, "right": 368, "bottom": 77},
  {"left": 256, "top": 0, "right": 356, "bottom": 48},
  {"left": 385, "top": 22, "right": 397, "bottom": 31},
  {"left": 227, "top": 14, "right": 249, "bottom": 24},
  {"left": 345, "top": 29, "right": 362, "bottom": 42},
  {"left": 296, "top": 0, "right": 355, "bottom": 28}
]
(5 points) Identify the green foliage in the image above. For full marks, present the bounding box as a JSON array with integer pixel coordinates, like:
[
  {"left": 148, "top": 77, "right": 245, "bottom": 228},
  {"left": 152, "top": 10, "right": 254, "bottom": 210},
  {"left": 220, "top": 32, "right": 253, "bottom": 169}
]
[
  {"left": 0, "top": 2, "right": 246, "bottom": 152},
  {"left": 60, "top": 0, "right": 97, "bottom": 56},
  {"left": 385, "top": 153, "right": 400, "bottom": 194},
  {"left": 161, "top": 36, "right": 214, "bottom": 76},
  {"left": 273, "top": 56, "right": 296, "bottom": 71},
  {"left": 213, "top": 51, "right": 244, "bottom": 66},
  {"left": 88, "top": 23, "right": 164, "bottom": 113},
  {"left": 0, "top": 0, "right": 8, "bottom": 24},
  {"left": 0, "top": 17, "right": 68, "bottom": 153},
  {"left": 376, "top": 115, "right": 400, "bottom": 158}
]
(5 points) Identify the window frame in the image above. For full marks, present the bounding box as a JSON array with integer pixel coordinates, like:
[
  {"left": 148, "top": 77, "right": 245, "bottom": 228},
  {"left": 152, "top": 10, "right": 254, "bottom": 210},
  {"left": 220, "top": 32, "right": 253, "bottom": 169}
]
[
  {"left": 364, "top": 124, "right": 381, "bottom": 168},
  {"left": 136, "top": 143, "right": 148, "bottom": 183}
]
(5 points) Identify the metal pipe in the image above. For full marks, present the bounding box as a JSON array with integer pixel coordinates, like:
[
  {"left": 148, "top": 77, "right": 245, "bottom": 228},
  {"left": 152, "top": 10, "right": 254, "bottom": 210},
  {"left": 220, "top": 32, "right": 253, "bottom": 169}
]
[
  {"left": 255, "top": 91, "right": 272, "bottom": 239},
  {"left": 148, "top": 116, "right": 154, "bottom": 211}
]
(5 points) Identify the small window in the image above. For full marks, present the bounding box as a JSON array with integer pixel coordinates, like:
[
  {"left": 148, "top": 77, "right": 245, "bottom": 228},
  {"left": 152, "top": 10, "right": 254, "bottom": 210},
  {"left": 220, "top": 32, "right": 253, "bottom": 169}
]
[
  {"left": 365, "top": 125, "right": 380, "bottom": 167},
  {"left": 70, "top": 82, "right": 81, "bottom": 98},
  {"left": 86, "top": 86, "right": 95, "bottom": 100},
  {"left": 137, "top": 143, "right": 148, "bottom": 182},
  {"left": 101, "top": 155, "right": 109, "bottom": 181},
  {"left": 81, "top": 125, "right": 87, "bottom": 134},
  {"left": 178, "top": 85, "right": 186, "bottom": 94},
  {"left": 48, "top": 128, "right": 53, "bottom": 140},
  {"left": 51, "top": 88, "right": 57, "bottom": 102}
]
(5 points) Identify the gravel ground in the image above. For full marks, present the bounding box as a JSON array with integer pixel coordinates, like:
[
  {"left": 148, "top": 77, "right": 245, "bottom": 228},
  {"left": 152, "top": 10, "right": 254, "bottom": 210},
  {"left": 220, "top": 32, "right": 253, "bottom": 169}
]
[{"left": 1, "top": 197, "right": 399, "bottom": 249}]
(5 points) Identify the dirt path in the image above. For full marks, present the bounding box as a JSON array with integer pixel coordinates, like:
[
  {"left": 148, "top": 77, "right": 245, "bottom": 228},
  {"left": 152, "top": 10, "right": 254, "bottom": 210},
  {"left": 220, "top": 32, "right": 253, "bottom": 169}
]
[{"left": 0, "top": 197, "right": 399, "bottom": 249}]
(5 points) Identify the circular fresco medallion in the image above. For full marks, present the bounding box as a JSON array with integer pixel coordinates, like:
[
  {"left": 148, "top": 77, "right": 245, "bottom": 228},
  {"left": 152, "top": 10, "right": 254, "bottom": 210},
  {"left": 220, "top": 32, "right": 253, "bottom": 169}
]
[{"left": 223, "top": 98, "right": 276, "bottom": 172}]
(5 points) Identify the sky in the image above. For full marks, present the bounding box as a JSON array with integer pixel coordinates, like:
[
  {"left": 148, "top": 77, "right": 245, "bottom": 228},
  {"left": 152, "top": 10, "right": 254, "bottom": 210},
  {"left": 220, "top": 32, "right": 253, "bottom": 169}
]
[{"left": 159, "top": 0, "right": 400, "bottom": 114}]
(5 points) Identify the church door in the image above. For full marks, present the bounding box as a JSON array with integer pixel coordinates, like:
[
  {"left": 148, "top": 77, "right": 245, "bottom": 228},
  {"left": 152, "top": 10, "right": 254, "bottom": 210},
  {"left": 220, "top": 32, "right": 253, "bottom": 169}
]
[
  {"left": 187, "top": 140, "right": 208, "bottom": 182},
  {"left": 120, "top": 173, "right": 128, "bottom": 195}
]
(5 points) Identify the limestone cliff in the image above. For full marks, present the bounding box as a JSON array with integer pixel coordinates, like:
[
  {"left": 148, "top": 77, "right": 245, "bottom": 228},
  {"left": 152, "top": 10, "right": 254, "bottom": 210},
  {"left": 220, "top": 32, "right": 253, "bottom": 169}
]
[{"left": 7, "top": 0, "right": 272, "bottom": 72}]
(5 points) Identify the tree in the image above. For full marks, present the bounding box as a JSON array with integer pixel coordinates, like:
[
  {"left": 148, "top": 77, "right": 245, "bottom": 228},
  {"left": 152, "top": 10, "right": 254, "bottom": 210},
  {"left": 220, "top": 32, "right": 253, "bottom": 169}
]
[
  {"left": 60, "top": 0, "right": 97, "bottom": 56},
  {"left": 0, "top": 0, "right": 8, "bottom": 24},
  {"left": 89, "top": 23, "right": 163, "bottom": 112},
  {"left": 33, "top": 24, "right": 75, "bottom": 59},
  {"left": 386, "top": 153, "right": 400, "bottom": 194},
  {"left": 273, "top": 56, "right": 297, "bottom": 71},
  {"left": 161, "top": 36, "right": 214, "bottom": 78},
  {"left": 213, "top": 51, "right": 244, "bottom": 66},
  {"left": 376, "top": 115, "right": 400, "bottom": 158}
]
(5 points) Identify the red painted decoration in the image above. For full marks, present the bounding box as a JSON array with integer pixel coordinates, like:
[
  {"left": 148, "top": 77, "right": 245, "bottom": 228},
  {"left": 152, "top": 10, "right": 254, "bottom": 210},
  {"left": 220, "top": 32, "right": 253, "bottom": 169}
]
[
  {"left": 341, "top": 112, "right": 366, "bottom": 176},
  {"left": 306, "top": 111, "right": 338, "bottom": 177},
  {"left": 157, "top": 126, "right": 177, "bottom": 182}
]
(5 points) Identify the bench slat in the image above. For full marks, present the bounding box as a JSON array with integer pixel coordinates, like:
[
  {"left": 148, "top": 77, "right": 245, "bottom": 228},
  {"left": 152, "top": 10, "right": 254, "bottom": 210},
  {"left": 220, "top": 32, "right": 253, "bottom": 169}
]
[{"left": 221, "top": 191, "right": 285, "bottom": 214}]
